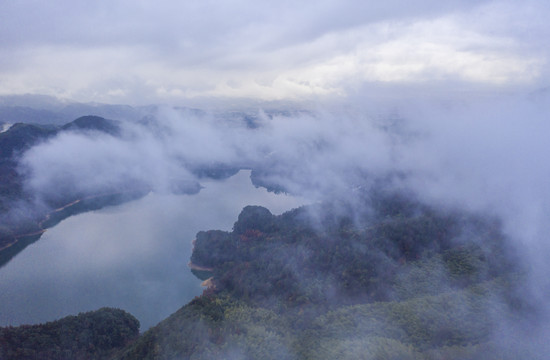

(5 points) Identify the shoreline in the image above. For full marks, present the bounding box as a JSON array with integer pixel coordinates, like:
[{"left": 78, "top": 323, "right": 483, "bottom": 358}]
[
  {"left": 0, "top": 189, "right": 148, "bottom": 262},
  {"left": 200, "top": 277, "right": 215, "bottom": 289},
  {"left": 0, "top": 198, "right": 92, "bottom": 253},
  {"left": 188, "top": 261, "right": 214, "bottom": 272}
]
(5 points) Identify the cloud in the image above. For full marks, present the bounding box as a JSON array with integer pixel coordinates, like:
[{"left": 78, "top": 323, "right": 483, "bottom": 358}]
[
  {"left": 20, "top": 118, "right": 198, "bottom": 202},
  {"left": 1, "top": 0, "right": 548, "bottom": 104}
]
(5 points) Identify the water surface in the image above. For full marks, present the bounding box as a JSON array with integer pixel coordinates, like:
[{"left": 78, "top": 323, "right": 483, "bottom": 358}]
[{"left": 0, "top": 171, "right": 305, "bottom": 329}]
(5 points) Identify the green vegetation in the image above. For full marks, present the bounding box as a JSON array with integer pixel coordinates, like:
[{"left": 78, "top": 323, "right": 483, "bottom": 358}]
[
  {"left": 0, "top": 308, "right": 139, "bottom": 360},
  {"left": 119, "top": 193, "right": 527, "bottom": 359}
]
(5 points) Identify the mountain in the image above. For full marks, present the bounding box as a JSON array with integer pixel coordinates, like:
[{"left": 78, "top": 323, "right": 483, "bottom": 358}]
[
  {"left": 117, "top": 194, "right": 529, "bottom": 359},
  {"left": 61, "top": 115, "right": 121, "bottom": 135},
  {"left": 0, "top": 95, "right": 155, "bottom": 126}
]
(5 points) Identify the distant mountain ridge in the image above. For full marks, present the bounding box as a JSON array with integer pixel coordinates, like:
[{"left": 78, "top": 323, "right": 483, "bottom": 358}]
[
  {"left": 0, "top": 95, "right": 152, "bottom": 125},
  {"left": 61, "top": 115, "right": 121, "bottom": 135}
]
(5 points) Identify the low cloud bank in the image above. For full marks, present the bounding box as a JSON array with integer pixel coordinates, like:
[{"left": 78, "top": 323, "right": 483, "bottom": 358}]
[
  {"left": 14, "top": 90, "right": 550, "bottom": 352},
  {"left": 19, "top": 91, "right": 550, "bottom": 257}
]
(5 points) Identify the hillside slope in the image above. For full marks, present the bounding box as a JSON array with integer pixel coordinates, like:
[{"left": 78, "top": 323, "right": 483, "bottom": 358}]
[
  {"left": 0, "top": 308, "right": 139, "bottom": 360},
  {"left": 118, "top": 193, "right": 530, "bottom": 359}
]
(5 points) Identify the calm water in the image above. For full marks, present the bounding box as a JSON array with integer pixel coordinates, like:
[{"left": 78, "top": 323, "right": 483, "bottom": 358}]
[{"left": 0, "top": 171, "right": 305, "bottom": 329}]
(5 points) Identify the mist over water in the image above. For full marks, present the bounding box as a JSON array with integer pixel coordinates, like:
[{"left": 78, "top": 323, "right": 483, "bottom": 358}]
[
  {"left": 2, "top": 88, "right": 550, "bottom": 355},
  {"left": 14, "top": 95, "right": 550, "bottom": 274},
  {"left": 0, "top": 170, "right": 305, "bottom": 330}
]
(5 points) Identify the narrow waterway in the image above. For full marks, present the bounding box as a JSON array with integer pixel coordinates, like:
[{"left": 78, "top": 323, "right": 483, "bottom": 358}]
[{"left": 0, "top": 170, "right": 306, "bottom": 330}]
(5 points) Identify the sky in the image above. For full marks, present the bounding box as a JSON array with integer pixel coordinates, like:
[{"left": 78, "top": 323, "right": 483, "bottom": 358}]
[{"left": 0, "top": 0, "right": 549, "bottom": 106}]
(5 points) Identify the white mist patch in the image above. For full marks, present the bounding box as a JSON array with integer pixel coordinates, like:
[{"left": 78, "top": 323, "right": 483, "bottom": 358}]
[
  {"left": 0, "top": 123, "right": 12, "bottom": 133},
  {"left": 20, "top": 118, "right": 199, "bottom": 201}
]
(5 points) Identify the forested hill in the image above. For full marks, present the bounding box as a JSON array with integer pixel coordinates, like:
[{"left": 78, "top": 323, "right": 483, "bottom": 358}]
[
  {"left": 118, "top": 193, "right": 533, "bottom": 360},
  {"left": 0, "top": 308, "right": 139, "bottom": 359}
]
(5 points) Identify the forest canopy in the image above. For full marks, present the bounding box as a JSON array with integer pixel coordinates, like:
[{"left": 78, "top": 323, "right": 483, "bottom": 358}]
[
  {"left": 119, "top": 192, "right": 531, "bottom": 359},
  {"left": 0, "top": 308, "right": 139, "bottom": 360}
]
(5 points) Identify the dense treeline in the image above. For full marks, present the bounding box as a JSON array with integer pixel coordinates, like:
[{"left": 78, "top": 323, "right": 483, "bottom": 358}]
[
  {"left": 120, "top": 193, "right": 529, "bottom": 359},
  {"left": 191, "top": 194, "right": 514, "bottom": 306},
  {"left": 0, "top": 308, "right": 139, "bottom": 360}
]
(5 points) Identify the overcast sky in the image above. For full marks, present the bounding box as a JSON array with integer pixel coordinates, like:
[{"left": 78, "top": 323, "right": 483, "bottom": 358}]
[{"left": 0, "top": 0, "right": 548, "bottom": 106}]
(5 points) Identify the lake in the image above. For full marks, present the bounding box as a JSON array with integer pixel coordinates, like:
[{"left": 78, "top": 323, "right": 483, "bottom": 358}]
[{"left": 0, "top": 170, "right": 306, "bottom": 330}]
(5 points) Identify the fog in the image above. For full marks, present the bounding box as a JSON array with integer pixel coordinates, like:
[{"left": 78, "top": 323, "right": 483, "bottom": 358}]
[
  {"left": 14, "top": 88, "right": 550, "bottom": 302},
  {"left": 17, "top": 91, "right": 550, "bottom": 256}
]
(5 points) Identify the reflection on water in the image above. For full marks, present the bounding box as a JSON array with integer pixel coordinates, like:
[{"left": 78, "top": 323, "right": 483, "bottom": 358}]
[{"left": 0, "top": 171, "right": 305, "bottom": 330}]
